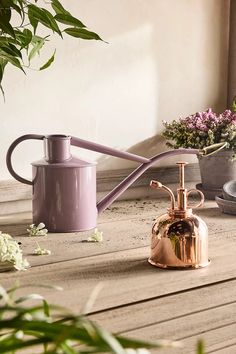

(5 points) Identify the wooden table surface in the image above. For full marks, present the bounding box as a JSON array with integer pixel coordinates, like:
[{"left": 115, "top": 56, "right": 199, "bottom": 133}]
[{"left": 0, "top": 198, "right": 236, "bottom": 354}]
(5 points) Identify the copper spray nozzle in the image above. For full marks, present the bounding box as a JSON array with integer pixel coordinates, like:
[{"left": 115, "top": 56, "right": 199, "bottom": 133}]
[{"left": 150, "top": 180, "right": 175, "bottom": 210}]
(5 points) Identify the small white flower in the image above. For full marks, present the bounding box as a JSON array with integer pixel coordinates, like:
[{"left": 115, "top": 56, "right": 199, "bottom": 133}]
[
  {"left": 125, "top": 349, "right": 150, "bottom": 354},
  {"left": 23, "top": 313, "right": 33, "bottom": 321},
  {"left": 0, "top": 232, "right": 29, "bottom": 271},
  {"left": 34, "top": 242, "right": 51, "bottom": 256},
  {"left": 87, "top": 228, "right": 103, "bottom": 243},
  {"left": 15, "top": 331, "right": 24, "bottom": 339},
  {"left": 37, "top": 223, "right": 46, "bottom": 229},
  {"left": 27, "top": 223, "right": 48, "bottom": 237}
]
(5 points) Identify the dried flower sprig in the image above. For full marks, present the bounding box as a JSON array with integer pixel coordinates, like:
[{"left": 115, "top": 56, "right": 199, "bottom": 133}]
[
  {"left": 27, "top": 223, "right": 48, "bottom": 237},
  {"left": 87, "top": 228, "right": 103, "bottom": 242},
  {"left": 0, "top": 232, "right": 29, "bottom": 271},
  {"left": 162, "top": 108, "right": 236, "bottom": 158},
  {"left": 34, "top": 242, "right": 51, "bottom": 256}
]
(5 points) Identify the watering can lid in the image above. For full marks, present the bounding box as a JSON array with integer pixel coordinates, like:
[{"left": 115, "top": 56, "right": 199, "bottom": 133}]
[{"left": 31, "top": 156, "right": 97, "bottom": 168}]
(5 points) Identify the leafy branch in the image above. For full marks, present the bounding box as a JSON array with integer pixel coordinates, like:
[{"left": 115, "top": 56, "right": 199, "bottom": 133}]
[
  {"left": 0, "top": 0, "right": 104, "bottom": 97},
  {"left": 0, "top": 283, "right": 181, "bottom": 353}
]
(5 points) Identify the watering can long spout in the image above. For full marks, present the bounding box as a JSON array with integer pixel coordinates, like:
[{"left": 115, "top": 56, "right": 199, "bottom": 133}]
[{"left": 96, "top": 141, "right": 228, "bottom": 214}]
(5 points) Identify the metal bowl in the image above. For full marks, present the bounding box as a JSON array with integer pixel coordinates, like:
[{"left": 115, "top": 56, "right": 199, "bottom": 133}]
[
  {"left": 215, "top": 195, "right": 236, "bottom": 215},
  {"left": 196, "top": 183, "right": 222, "bottom": 200},
  {"left": 222, "top": 180, "right": 236, "bottom": 202}
]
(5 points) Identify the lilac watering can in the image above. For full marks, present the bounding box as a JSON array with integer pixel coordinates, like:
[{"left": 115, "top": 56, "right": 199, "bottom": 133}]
[{"left": 6, "top": 134, "right": 226, "bottom": 232}]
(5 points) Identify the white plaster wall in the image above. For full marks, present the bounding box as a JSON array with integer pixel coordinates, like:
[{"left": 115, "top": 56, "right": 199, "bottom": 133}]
[{"left": 0, "top": 0, "right": 229, "bottom": 181}]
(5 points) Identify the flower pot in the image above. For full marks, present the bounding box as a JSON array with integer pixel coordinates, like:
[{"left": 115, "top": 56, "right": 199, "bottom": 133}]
[{"left": 197, "top": 150, "right": 236, "bottom": 198}]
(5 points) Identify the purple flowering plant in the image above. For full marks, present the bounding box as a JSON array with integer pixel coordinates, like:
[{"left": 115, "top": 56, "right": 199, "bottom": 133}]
[{"left": 162, "top": 108, "right": 236, "bottom": 158}]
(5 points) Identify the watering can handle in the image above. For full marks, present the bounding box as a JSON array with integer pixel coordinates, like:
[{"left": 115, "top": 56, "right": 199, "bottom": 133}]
[{"left": 6, "top": 134, "right": 44, "bottom": 185}]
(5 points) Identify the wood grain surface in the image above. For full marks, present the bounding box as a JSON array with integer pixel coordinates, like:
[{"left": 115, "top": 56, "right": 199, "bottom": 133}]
[{"left": 0, "top": 198, "right": 235, "bottom": 354}]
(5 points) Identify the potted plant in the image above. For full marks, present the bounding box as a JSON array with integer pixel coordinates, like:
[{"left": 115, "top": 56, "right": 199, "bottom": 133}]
[{"left": 162, "top": 108, "right": 236, "bottom": 198}]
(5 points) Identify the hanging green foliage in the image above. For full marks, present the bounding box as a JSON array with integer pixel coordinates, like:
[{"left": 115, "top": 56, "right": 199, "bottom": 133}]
[
  {"left": 0, "top": 0, "right": 104, "bottom": 97},
  {"left": 0, "top": 283, "right": 181, "bottom": 353}
]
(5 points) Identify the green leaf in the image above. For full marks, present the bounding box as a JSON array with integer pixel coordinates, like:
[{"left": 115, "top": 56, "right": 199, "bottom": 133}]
[
  {"left": 28, "top": 5, "right": 62, "bottom": 37},
  {"left": 95, "top": 326, "right": 126, "bottom": 354},
  {"left": 15, "top": 294, "right": 44, "bottom": 304},
  {"left": 22, "top": 29, "right": 33, "bottom": 47},
  {"left": 31, "top": 35, "right": 48, "bottom": 45},
  {"left": 15, "top": 30, "right": 31, "bottom": 48},
  {"left": 28, "top": 38, "right": 45, "bottom": 61},
  {"left": 0, "top": 65, "right": 4, "bottom": 84},
  {"left": 60, "top": 342, "right": 77, "bottom": 354},
  {"left": 64, "top": 27, "right": 103, "bottom": 41},
  {"left": 1, "top": 0, "right": 15, "bottom": 7},
  {"left": 51, "top": 0, "right": 69, "bottom": 15},
  {"left": 41, "top": 8, "right": 62, "bottom": 36},
  {"left": 0, "top": 43, "right": 22, "bottom": 58},
  {"left": 0, "top": 83, "right": 5, "bottom": 100},
  {"left": 0, "top": 51, "right": 24, "bottom": 72},
  {"left": 0, "top": 2, "right": 11, "bottom": 23},
  {"left": 27, "top": 6, "right": 38, "bottom": 34},
  {"left": 15, "top": 0, "right": 25, "bottom": 22},
  {"left": 0, "top": 336, "right": 49, "bottom": 352},
  {"left": 196, "top": 340, "right": 205, "bottom": 354},
  {"left": 39, "top": 50, "right": 56, "bottom": 70},
  {"left": 54, "top": 13, "right": 85, "bottom": 28},
  {"left": 11, "top": 3, "right": 22, "bottom": 17},
  {"left": 0, "top": 36, "right": 16, "bottom": 45},
  {"left": 0, "top": 19, "right": 15, "bottom": 38},
  {"left": 43, "top": 299, "right": 50, "bottom": 317},
  {"left": 0, "top": 60, "right": 7, "bottom": 83}
]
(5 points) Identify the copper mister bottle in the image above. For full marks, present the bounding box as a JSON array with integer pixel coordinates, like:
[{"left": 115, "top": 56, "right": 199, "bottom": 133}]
[{"left": 149, "top": 162, "right": 210, "bottom": 269}]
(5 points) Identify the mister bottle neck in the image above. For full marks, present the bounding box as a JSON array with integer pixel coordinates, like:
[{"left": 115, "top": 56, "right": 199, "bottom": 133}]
[
  {"left": 176, "top": 162, "right": 188, "bottom": 211},
  {"left": 168, "top": 207, "right": 192, "bottom": 218},
  {"left": 177, "top": 188, "right": 188, "bottom": 211}
]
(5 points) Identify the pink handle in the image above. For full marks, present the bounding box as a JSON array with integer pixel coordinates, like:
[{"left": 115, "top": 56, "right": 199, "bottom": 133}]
[{"left": 6, "top": 134, "right": 44, "bottom": 185}]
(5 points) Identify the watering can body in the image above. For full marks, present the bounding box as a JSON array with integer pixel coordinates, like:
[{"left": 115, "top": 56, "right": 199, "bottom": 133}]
[
  {"left": 32, "top": 146, "right": 97, "bottom": 232},
  {"left": 7, "top": 134, "right": 153, "bottom": 232},
  {"left": 33, "top": 163, "right": 97, "bottom": 232},
  {"left": 6, "top": 134, "right": 227, "bottom": 233},
  {"left": 8, "top": 135, "right": 99, "bottom": 232}
]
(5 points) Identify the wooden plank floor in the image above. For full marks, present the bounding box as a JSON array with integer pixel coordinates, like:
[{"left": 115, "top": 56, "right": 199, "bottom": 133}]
[{"left": 0, "top": 198, "right": 236, "bottom": 353}]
